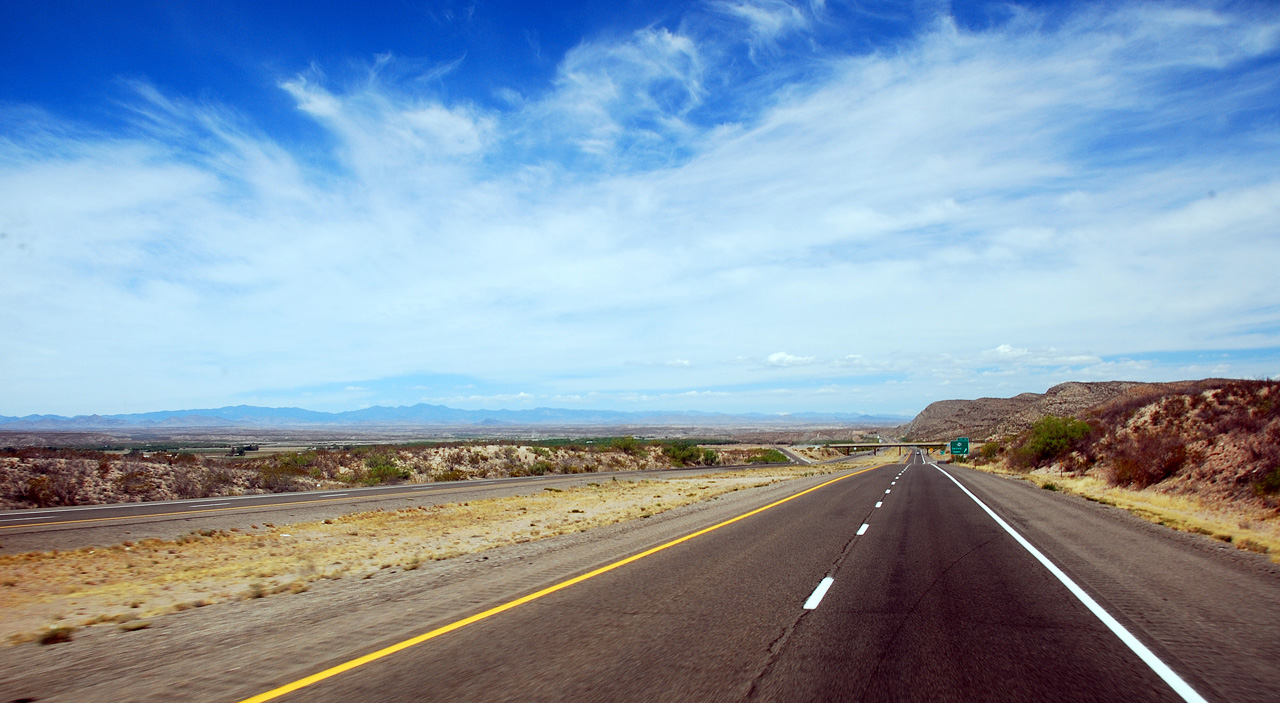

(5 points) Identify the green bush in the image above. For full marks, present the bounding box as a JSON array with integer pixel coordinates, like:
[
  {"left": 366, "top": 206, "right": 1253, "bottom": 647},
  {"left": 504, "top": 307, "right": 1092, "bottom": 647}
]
[
  {"left": 256, "top": 452, "right": 317, "bottom": 492},
  {"left": 1012, "top": 416, "right": 1092, "bottom": 468},
  {"left": 362, "top": 454, "right": 409, "bottom": 485},
  {"left": 969, "top": 441, "right": 1001, "bottom": 466},
  {"left": 661, "top": 440, "right": 702, "bottom": 466},
  {"left": 610, "top": 436, "right": 640, "bottom": 455},
  {"left": 1253, "top": 467, "right": 1280, "bottom": 496},
  {"left": 746, "top": 448, "right": 788, "bottom": 464},
  {"left": 433, "top": 468, "right": 468, "bottom": 482}
]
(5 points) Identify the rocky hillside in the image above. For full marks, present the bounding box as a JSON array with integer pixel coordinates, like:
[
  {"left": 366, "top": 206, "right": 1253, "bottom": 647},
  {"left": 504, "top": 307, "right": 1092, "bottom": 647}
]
[
  {"left": 900, "top": 380, "right": 1216, "bottom": 441},
  {"left": 997, "top": 380, "right": 1280, "bottom": 514}
]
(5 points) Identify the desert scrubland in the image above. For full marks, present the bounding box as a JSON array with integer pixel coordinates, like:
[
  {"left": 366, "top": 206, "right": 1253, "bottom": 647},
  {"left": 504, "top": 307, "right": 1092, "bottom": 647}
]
[
  {"left": 0, "top": 440, "right": 795, "bottom": 510},
  {"left": 949, "top": 380, "right": 1280, "bottom": 560}
]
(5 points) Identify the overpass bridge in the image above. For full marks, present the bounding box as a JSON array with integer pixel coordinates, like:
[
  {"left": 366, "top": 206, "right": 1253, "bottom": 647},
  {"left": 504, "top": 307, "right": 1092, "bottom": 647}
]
[{"left": 826, "top": 442, "right": 946, "bottom": 456}]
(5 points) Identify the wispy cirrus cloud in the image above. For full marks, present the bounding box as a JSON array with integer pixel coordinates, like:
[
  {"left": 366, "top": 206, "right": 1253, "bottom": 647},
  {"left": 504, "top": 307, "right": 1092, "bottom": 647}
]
[{"left": 1, "top": 1, "right": 1278, "bottom": 416}]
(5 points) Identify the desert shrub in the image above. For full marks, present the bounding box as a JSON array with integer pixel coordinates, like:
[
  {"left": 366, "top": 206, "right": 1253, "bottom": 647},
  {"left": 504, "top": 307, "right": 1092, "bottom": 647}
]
[
  {"left": 10, "top": 463, "right": 93, "bottom": 506},
  {"left": 662, "top": 440, "right": 701, "bottom": 466},
  {"left": 1205, "top": 382, "right": 1280, "bottom": 436},
  {"left": 250, "top": 452, "right": 322, "bottom": 492},
  {"left": 114, "top": 467, "right": 158, "bottom": 497},
  {"left": 610, "top": 436, "right": 640, "bottom": 455},
  {"left": 1254, "top": 467, "right": 1280, "bottom": 497},
  {"left": 510, "top": 459, "right": 560, "bottom": 477},
  {"left": 170, "top": 465, "right": 211, "bottom": 499},
  {"left": 201, "top": 467, "right": 240, "bottom": 494},
  {"left": 432, "top": 467, "right": 469, "bottom": 482},
  {"left": 1010, "top": 416, "right": 1092, "bottom": 469},
  {"left": 662, "top": 440, "right": 724, "bottom": 466},
  {"left": 1105, "top": 430, "right": 1188, "bottom": 488},
  {"left": 971, "top": 442, "right": 1001, "bottom": 466},
  {"left": 745, "top": 448, "right": 787, "bottom": 464},
  {"left": 38, "top": 625, "right": 75, "bottom": 645},
  {"left": 362, "top": 454, "right": 409, "bottom": 485},
  {"left": 255, "top": 466, "right": 301, "bottom": 492},
  {"left": 278, "top": 452, "right": 317, "bottom": 472}
]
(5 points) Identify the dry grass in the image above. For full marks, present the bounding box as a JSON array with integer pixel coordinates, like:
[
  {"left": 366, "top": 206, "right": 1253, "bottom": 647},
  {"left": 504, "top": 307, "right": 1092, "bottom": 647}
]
[
  {"left": 0, "top": 457, "right": 881, "bottom": 645},
  {"left": 963, "top": 460, "right": 1280, "bottom": 562}
]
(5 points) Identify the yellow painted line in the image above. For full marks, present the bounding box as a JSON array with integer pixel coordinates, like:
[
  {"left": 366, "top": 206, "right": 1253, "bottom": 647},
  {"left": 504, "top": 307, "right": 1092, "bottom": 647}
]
[
  {"left": 234, "top": 463, "right": 889, "bottom": 703},
  {"left": 0, "top": 487, "right": 473, "bottom": 531}
]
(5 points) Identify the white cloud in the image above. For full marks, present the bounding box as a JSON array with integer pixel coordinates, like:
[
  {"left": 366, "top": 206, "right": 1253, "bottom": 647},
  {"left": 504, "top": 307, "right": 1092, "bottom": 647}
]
[
  {"left": 712, "top": 0, "right": 810, "bottom": 57},
  {"left": 626, "top": 359, "right": 693, "bottom": 367},
  {"left": 981, "top": 345, "right": 1103, "bottom": 367},
  {"left": 765, "top": 352, "right": 815, "bottom": 367},
  {"left": 2, "top": 2, "right": 1279, "bottom": 415}
]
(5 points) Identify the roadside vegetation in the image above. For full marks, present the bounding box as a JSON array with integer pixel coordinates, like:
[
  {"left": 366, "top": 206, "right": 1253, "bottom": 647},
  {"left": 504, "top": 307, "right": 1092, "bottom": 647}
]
[
  {"left": 0, "top": 456, "right": 882, "bottom": 646},
  {"left": 0, "top": 439, "right": 787, "bottom": 510},
  {"left": 955, "top": 379, "right": 1280, "bottom": 560}
]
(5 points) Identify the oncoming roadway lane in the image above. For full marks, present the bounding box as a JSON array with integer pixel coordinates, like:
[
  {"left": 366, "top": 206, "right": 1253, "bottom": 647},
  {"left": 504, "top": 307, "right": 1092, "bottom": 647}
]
[
  {"left": 232, "top": 450, "right": 1225, "bottom": 703},
  {"left": 0, "top": 464, "right": 765, "bottom": 554}
]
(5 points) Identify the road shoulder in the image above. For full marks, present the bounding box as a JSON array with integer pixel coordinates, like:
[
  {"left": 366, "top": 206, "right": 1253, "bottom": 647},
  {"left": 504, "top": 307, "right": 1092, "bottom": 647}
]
[{"left": 942, "top": 464, "right": 1280, "bottom": 703}]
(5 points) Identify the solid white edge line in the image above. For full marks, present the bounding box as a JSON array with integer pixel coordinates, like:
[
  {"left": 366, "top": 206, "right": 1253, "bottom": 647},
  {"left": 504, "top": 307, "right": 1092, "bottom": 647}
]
[
  {"left": 803, "top": 576, "right": 835, "bottom": 610},
  {"left": 857, "top": 523, "right": 870, "bottom": 536},
  {"left": 929, "top": 464, "right": 1208, "bottom": 703}
]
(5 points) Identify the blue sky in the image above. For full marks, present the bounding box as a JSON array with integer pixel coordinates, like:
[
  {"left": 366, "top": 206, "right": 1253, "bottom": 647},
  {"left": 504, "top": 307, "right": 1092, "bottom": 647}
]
[{"left": 2, "top": 0, "right": 1279, "bottom": 417}]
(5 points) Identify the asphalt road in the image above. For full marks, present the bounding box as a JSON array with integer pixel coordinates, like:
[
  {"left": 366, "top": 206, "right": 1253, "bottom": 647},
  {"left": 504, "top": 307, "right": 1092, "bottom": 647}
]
[
  {"left": 5, "top": 452, "right": 1277, "bottom": 702},
  {"left": 0, "top": 464, "right": 769, "bottom": 554},
  {"left": 224, "top": 451, "right": 1274, "bottom": 702}
]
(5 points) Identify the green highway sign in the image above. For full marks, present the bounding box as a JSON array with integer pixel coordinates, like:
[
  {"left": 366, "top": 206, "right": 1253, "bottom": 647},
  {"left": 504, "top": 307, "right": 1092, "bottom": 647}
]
[{"left": 950, "top": 437, "right": 970, "bottom": 455}]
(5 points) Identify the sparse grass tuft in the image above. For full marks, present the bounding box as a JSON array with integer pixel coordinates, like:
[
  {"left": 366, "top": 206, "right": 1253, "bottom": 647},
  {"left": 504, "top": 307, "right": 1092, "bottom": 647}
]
[{"left": 38, "top": 625, "right": 75, "bottom": 645}]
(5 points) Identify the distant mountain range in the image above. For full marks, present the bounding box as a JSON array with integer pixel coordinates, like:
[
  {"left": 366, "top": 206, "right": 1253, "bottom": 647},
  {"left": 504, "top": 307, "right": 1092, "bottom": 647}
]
[{"left": 0, "top": 403, "right": 907, "bottom": 430}]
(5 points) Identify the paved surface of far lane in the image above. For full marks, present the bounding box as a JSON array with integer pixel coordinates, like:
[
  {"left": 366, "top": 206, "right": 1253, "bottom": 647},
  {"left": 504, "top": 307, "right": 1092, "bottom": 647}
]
[
  {"left": 0, "top": 465, "right": 769, "bottom": 554},
  {"left": 241, "top": 450, "right": 1256, "bottom": 703}
]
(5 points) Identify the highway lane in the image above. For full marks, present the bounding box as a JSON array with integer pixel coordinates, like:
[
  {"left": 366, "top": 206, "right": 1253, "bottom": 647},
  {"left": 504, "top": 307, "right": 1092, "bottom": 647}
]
[
  {"left": 0, "top": 464, "right": 776, "bottom": 554},
  {"left": 231, "top": 450, "right": 1232, "bottom": 703}
]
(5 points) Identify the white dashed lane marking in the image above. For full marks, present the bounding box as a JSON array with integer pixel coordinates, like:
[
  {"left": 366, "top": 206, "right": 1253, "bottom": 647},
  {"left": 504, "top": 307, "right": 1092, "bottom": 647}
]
[{"left": 803, "top": 577, "right": 835, "bottom": 610}]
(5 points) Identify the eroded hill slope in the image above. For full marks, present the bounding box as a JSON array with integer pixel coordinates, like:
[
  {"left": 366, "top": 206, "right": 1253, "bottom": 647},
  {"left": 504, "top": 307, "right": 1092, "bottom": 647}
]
[{"left": 902, "top": 380, "right": 1207, "bottom": 441}]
